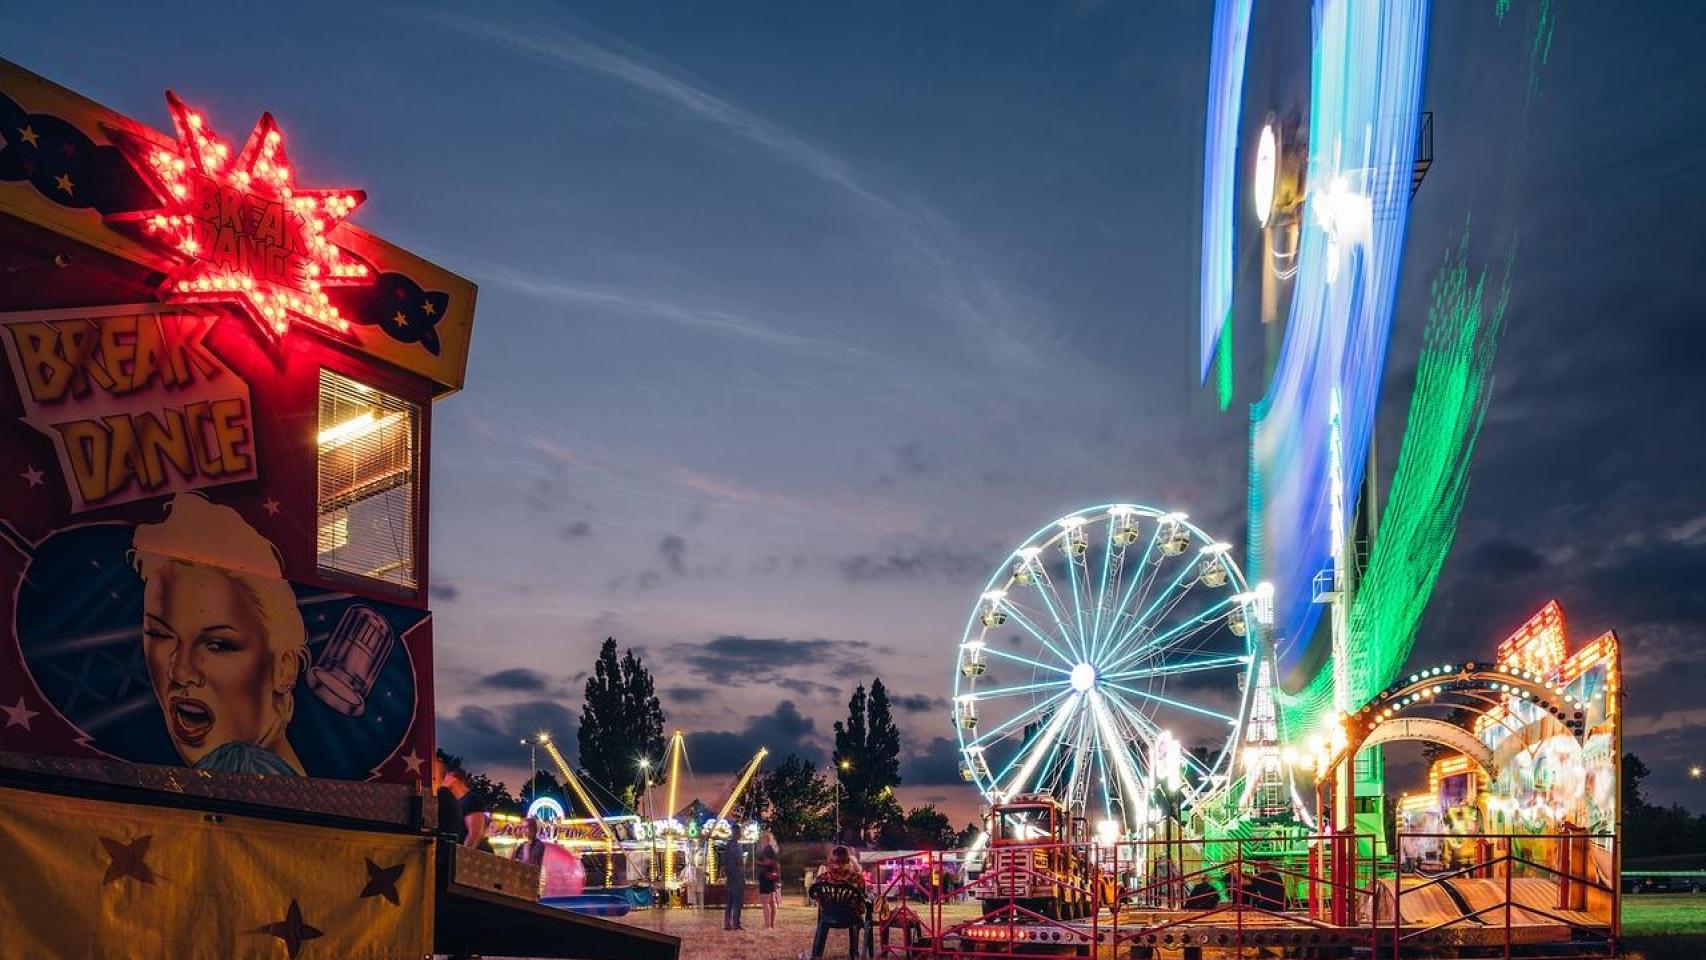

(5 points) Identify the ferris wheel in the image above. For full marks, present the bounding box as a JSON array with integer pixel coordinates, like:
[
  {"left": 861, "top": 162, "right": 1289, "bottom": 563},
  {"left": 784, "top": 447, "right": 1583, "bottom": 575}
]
[{"left": 953, "top": 504, "right": 1262, "bottom": 836}]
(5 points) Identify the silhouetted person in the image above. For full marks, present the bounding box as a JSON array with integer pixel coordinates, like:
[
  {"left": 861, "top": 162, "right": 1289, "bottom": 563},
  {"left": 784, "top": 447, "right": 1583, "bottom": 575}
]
[
  {"left": 722, "top": 841, "right": 747, "bottom": 930},
  {"left": 1185, "top": 880, "right": 1220, "bottom": 910}
]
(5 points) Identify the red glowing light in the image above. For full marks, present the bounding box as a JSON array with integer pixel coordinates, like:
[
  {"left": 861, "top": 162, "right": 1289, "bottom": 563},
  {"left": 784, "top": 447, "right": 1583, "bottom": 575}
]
[{"left": 109, "top": 91, "right": 372, "bottom": 341}]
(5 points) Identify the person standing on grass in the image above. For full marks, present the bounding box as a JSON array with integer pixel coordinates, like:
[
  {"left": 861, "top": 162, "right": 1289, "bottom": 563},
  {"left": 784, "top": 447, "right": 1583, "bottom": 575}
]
[
  {"left": 756, "top": 835, "right": 782, "bottom": 929},
  {"left": 721, "top": 839, "right": 747, "bottom": 930}
]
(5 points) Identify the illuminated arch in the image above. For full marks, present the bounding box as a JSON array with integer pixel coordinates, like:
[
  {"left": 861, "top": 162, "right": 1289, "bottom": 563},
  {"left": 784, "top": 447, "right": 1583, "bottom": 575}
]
[
  {"left": 1316, "top": 662, "right": 1590, "bottom": 779},
  {"left": 1350, "top": 662, "right": 1588, "bottom": 742},
  {"left": 1357, "top": 717, "right": 1494, "bottom": 778}
]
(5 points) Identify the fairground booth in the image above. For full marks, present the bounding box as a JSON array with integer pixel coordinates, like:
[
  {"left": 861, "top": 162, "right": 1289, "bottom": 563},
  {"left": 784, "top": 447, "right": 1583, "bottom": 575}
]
[{"left": 0, "top": 58, "right": 674, "bottom": 959}]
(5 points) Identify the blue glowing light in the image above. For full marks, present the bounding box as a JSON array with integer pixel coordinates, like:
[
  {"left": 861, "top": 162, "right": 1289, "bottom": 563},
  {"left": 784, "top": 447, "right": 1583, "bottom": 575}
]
[
  {"left": 1249, "top": 0, "right": 1431, "bottom": 684},
  {"left": 1197, "top": 0, "right": 1256, "bottom": 385}
]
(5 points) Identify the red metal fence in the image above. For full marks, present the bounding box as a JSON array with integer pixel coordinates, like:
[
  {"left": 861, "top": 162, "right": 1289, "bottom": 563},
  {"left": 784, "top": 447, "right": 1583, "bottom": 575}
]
[{"left": 854, "top": 830, "right": 1615, "bottom": 959}]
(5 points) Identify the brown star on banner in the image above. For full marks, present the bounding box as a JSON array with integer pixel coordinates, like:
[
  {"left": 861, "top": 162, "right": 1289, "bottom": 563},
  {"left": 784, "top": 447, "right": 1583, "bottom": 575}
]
[
  {"left": 359, "top": 857, "right": 405, "bottom": 906},
  {"left": 259, "top": 899, "right": 323, "bottom": 959},
  {"left": 99, "top": 835, "right": 156, "bottom": 886}
]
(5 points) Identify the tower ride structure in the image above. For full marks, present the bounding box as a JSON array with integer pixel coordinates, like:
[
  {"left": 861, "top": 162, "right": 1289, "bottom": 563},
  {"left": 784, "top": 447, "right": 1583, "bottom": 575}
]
[{"left": 1193, "top": 0, "right": 1516, "bottom": 846}]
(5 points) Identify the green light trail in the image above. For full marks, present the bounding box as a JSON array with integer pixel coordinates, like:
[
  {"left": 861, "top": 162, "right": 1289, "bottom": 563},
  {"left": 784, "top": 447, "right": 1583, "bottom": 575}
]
[{"left": 1278, "top": 227, "right": 1513, "bottom": 739}]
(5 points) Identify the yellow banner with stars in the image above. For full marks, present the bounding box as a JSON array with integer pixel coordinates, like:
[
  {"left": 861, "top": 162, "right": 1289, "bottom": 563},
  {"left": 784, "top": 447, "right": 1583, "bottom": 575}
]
[{"left": 0, "top": 786, "right": 432, "bottom": 960}]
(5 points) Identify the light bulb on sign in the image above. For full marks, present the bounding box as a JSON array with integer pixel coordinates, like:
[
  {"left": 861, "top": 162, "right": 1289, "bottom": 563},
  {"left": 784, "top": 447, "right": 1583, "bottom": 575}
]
[{"left": 106, "top": 90, "right": 374, "bottom": 343}]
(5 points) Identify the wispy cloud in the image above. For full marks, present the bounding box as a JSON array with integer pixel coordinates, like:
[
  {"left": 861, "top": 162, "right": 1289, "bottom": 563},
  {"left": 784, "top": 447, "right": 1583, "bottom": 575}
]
[
  {"left": 419, "top": 2, "right": 1045, "bottom": 368},
  {"left": 480, "top": 264, "right": 878, "bottom": 362}
]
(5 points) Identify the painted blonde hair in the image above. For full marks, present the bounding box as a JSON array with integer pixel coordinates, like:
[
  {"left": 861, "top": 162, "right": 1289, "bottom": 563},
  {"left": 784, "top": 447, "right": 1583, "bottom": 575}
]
[{"left": 131, "top": 493, "right": 308, "bottom": 734}]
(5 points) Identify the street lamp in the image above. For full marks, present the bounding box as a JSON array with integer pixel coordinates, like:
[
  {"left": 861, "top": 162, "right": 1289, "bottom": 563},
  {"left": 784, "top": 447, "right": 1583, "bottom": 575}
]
[
  {"left": 835, "top": 759, "right": 852, "bottom": 842},
  {"left": 1691, "top": 765, "right": 1702, "bottom": 780},
  {"left": 519, "top": 732, "right": 547, "bottom": 804}
]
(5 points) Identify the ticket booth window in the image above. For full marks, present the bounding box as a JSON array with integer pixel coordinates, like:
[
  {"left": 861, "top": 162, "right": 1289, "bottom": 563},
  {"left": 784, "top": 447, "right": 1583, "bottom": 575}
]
[{"left": 317, "top": 369, "right": 419, "bottom": 589}]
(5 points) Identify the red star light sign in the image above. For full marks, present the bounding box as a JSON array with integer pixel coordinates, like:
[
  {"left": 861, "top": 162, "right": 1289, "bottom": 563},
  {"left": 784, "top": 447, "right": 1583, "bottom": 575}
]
[{"left": 110, "top": 91, "right": 373, "bottom": 340}]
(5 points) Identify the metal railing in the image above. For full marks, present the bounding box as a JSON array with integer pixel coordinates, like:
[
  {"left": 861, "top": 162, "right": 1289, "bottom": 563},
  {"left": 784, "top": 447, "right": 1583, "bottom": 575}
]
[{"left": 849, "top": 828, "right": 1616, "bottom": 959}]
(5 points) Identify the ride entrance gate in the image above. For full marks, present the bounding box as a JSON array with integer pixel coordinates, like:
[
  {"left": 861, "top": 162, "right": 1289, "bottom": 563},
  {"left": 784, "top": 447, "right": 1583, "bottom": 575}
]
[{"left": 863, "top": 831, "right": 1617, "bottom": 959}]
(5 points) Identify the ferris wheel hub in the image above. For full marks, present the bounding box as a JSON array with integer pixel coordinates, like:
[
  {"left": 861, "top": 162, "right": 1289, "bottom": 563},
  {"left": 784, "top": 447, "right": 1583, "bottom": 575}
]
[{"left": 1069, "top": 662, "right": 1097, "bottom": 693}]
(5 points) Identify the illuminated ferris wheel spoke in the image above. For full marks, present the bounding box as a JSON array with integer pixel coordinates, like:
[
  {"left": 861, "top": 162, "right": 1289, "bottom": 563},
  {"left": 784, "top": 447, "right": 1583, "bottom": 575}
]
[
  {"left": 1065, "top": 708, "right": 1093, "bottom": 810},
  {"left": 976, "top": 642, "right": 1071, "bottom": 675},
  {"left": 995, "top": 597, "right": 1079, "bottom": 669},
  {"left": 1103, "top": 679, "right": 1236, "bottom": 723},
  {"left": 1103, "top": 562, "right": 1204, "bottom": 665},
  {"left": 1091, "top": 707, "right": 1115, "bottom": 822},
  {"left": 1088, "top": 515, "right": 1115, "bottom": 648},
  {"left": 1094, "top": 530, "right": 1164, "bottom": 663},
  {"left": 1034, "top": 565, "right": 1087, "bottom": 662},
  {"left": 1105, "top": 651, "right": 1249, "bottom": 684},
  {"left": 970, "top": 679, "right": 1068, "bottom": 701},
  {"left": 1103, "top": 693, "right": 1219, "bottom": 780},
  {"left": 1088, "top": 693, "right": 1148, "bottom": 823},
  {"left": 1064, "top": 540, "right": 1091, "bottom": 655},
  {"left": 994, "top": 695, "right": 1080, "bottom": 798},
  {"left": 1102, "top": 595, "right": 1238, "bottom": 675},
  {"left": 968, "top": 687, "right": 1073, "bottom": 748}
]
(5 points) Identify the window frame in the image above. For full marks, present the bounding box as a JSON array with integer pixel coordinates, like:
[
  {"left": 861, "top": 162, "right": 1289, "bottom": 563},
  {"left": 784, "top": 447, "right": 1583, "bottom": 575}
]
[{"left": 312, "top": 363, "right": 428, "bottom": 599}]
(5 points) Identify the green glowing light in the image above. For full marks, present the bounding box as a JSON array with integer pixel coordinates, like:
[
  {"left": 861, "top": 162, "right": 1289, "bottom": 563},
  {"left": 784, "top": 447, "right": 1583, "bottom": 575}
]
[
  {"left": 1215, "top": 310, "right": 1234, "bottom": 412},
  {"left": 1278, "top": 227, "right": 1513, "bottom": 740},
  {"left": 1529, "top": 0, "right": 1557, "bottom": 97}
]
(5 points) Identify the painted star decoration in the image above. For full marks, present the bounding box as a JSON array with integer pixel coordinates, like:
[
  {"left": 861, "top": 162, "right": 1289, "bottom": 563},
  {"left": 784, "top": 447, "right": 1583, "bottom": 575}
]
[
  {"left": 20, "top": 466, "right": 44, "bottom": 487},
  {"left": 2, "top": 696, "right": 38, "bottom": 730},
  {"left": 261, "top": 497, "right": 281, "bottom": 516},
  {"left": 99, "top": 835, "right": 156, "bottom": 886},
  {"left": 359, "top": 858, "right": 406, "bottom": 906},
  {"left": 259, "top": 899, "right": 323, "bottom": 959},
  {"left": 108, "top": 91, "right": 374, "bottom": 343}
]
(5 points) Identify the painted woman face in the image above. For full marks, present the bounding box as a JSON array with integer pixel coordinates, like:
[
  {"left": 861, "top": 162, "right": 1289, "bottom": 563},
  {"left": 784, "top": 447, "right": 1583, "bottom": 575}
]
[{"left": 142, "top": 562, "right": 278, "bottom": 767}]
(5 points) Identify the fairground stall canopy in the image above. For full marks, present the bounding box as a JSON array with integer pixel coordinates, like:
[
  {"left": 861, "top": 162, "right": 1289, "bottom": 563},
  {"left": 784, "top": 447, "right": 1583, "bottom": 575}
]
[{"left": 0, "top": 57, "right": 673, "bottom": 960}]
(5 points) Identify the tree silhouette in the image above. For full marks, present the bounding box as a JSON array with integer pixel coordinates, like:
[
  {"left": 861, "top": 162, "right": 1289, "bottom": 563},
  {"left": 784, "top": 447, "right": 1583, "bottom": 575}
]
[
  {"left": 756, "top": 754, "right": 834, "bottom": 841},
  {"left": 833, "top": 677, "right": 904, "bottom": 843},
  {"left": 519, "top": 769, "right": 565, "bottom": 809},
  {"left": 577, "top": 638, "right": 666, "bottom": 811}
]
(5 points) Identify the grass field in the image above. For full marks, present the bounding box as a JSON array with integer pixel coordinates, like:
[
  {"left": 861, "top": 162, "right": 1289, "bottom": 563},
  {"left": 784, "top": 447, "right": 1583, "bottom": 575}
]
[{"left": 1621, "top": 893, "right": 1706, "bottom": 960}]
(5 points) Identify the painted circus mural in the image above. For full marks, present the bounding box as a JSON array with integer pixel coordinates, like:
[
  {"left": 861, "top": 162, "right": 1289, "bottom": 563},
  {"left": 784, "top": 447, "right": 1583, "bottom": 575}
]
[{"left": 0, "top": 61, "right": 476, "bottom": 788}]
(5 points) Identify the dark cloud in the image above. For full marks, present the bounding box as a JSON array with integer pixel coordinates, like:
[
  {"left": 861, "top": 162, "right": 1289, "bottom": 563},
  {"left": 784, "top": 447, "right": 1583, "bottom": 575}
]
[
  {"left": 890, "top": 693, "right": 948, "bottom": 714},
  {"left": 776, "top": 677, "right": 838, "bottom": 697},
  {"left": 902, "top": 736, "right": 964, "bottom": 786},
  {"left": 636, "top": 570, "right": 663, "bottom": 591},
  {"left": 475, "top": 667, "right": 551, "bottom": 693},
  {"left": 837, "top": 539, "right": 1001, "bottom": 585},
  {"left": 1469, "top": 538, "right": 1547, "bottom": 577},
  {"left": 666, "top": 685, "right": 711, "bottom": 703},
  {"left": 669, "top": 634, "right": 877, "bottom": 688},
  {"left": 429, "top": 583, "right": 460, "bottom": 601},
  {"left": 437, "top": 699, "right": 579, "bottom": 771},
  {"left": 689, "top": 701, "right": 825, "bottom": 772},
  {"left": 894, "top": 440, "right": 940, "bottom": 477},
  {"left": 660, "top": 535, "right": 688, "bottom": 576},
  {"left": 560, "top": 520, "right": 593, "bottom": 540},
  {"left": 1577, "top": 542, "right": 1706, "bottom": 628}
]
